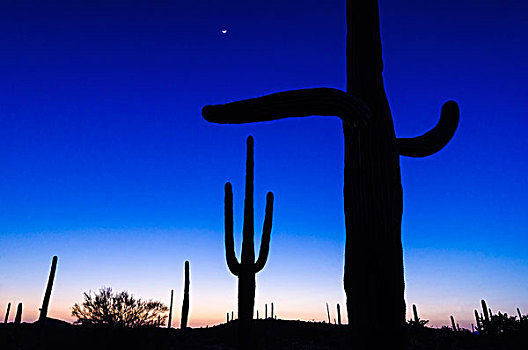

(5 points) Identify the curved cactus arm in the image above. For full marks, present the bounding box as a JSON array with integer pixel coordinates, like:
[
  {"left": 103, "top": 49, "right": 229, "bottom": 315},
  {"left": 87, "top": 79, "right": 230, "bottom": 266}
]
[
  {"left": 202, "top": 88, "right": 371, "bottom": 129},
  {"left": 397, "top": 100, "right": 459, "bottom": 157},
  {"left": 254, "top": 192, "right": 274, "bottom": 273},
  {"left": 224, "top": 182, "right": 240, "bottom": 276}
]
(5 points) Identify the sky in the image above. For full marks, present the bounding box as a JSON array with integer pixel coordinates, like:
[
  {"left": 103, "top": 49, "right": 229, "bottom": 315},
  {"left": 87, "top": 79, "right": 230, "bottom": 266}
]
[{"left": 1, "top": 0, "right": 527, "bottom": 329}]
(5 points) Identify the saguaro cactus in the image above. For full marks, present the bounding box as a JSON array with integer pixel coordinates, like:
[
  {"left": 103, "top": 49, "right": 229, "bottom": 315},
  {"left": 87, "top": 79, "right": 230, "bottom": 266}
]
[
  {"left": 450, "top": 315, "right": 457, "bottom": 332},
  {"left": 168, "top": 289, "right": 174, "bottom": 328},
  {"left": 180, "top": 261, "right": 190, "bottom": 329},
  {"left": 326, "top": 303, "right": 331, "bottom": 323},
  {"left": 202, "top": 1, "right": 458, "bottom": 347},
  {"left": 481, "top": 299, "right": 490, "bottom": 324},
  {"left": 4, "top": 302, "right": 11, "bottom": 323},
  {"left": 337, "top": 304, "right": 342, "bottom": 325},
  {"left": 39, "top": 255, "right": 58, "bottom": 322},
  {"left": 413, "top": 304, "right": 419, "bottom": 324},
  {"left": 14, "top": 303, "right": 22, "bottom": 325},
  {"left": 474, "top": 309, "right": 481, "bottom": 332},
  {"left": 224, "top": 136, "right": 274, "bottom": 347}
]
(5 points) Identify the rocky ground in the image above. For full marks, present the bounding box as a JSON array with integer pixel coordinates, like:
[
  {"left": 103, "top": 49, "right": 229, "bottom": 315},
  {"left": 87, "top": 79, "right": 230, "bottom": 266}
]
[{"left": 1, "top": 318, "right": 527, "bottom": 349}]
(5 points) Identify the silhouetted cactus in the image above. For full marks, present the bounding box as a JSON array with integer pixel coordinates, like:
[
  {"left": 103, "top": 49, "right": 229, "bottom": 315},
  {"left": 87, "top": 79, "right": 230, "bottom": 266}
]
[
  {"left": 202, "top": 2, "right": 458, "bottom": 347},
  {"left": 265, "top": 304, "right": 268, "bottom": 319},
  {"left": 4, "top": 302, "right": 10, "bottom": 323},
  {"left": 271, "top": 302, "right": 274, "bottom": 319},
  {"left": 475, "top": 309, "right": 482, "bottom": 332},
  {"left": 180, "top": 261, "right": 190, "bottom": 329},
  {"left": 14, "top": 303, "right": 22, "bottom": 325},
  {"left": 337, "top": 304, "right": 342, "bottom": 325},
  {"left": 168, "top": 289, "right": 174, "bottom": 328},
  {"left": 326, "top": 303, "right": 331, "bottom": 323},
  {"left": 450, "top": 315, "right": 457, "bottom": 332},
  {"left": 482, "top": 300, "right": 490, "bottom": 324},
  {"left": 413, "top": 304, "right": 419, "bottom": 324},
  {"left": 224, "top": 136, "right": 274, "bottom": 347},
  {"left": 227, "top": 312, "right": 229, "bottom": 323},
  {"left": 39, "top": 256, "right": 57, "bottom": 322}
]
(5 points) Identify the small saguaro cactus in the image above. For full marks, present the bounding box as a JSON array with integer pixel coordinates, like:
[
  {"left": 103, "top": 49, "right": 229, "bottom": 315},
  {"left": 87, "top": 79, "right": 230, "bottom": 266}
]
[
  {"left": 326, "top": 303, "right": 331, "bottom": 323},
  {"left": 337, "top": 304, "right": 342, "bottom": 325},
  {"left": 271, "top": 302, "right": 274, "bottom": 319},
  {"left": 450, "top": 315, "right": 457, "bottom": 331},
  {"left": 14, "top": 303, "right": 22, "bottom": 325},
  {"left": 481, "top": 299, "right": 490, "bottom": 324},
  {"left": 39, "top": 256, "right": 58, "bottom": 322},
  {"left": 474, "top": 309, "right": 482, "bottom": 332},
  {"left": 168, "top": 289, "right": 174, "bottom": 328},
  {"left": 224, "top": 136, "right": 274, "bottom": 344},
  {"left": 265, "top": 304, "right": 268, "bottom": 319},
  {"left": 413, "top": 304, "right": 419, "bottom": 324},
  {"left": 227, "top": 312, "right": 230, "bottom": 323},
  {"left": 180, "top": 261, "right": 190, "bottom": 329},
  {"left": 4, "top": 302, "right": 11, "bottom": 323}
]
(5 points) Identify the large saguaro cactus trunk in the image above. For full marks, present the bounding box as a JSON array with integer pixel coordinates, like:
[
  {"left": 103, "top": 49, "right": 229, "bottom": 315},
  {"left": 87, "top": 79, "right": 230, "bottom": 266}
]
[{"left": 343, "top": 1, "right": 404, "bottom": 342}]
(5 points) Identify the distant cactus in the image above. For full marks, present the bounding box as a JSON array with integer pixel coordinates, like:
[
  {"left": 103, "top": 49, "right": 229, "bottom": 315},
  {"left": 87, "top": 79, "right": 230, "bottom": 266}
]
[
  {"left": 227, "top": 312, "right": 229, "bottom": 323},
  {"left": 326, "top": 303, "right": 331, "bottom": 323},
  {"left": 224, "top": 136, "right": 274, "bottom": 346},
  {"left": 168, "top": 289, "right": 174, "bottom": 328},
  {"left": 265, "top": 304, "right": 268, "bottom": 319},
  {"left": 39, "top": 256, "right": 58, "bottom": 322},
  {"left": 14, "top": 303, "right": 22, "bottom": 325},
  {"left": 180, "top": 261, "right": 190, "bottom": 329},
  {"left": 337, "top": 304, "right": 342, "bottom": 325},
  {"left": 481, "top": 300, "right": 490, "bottom": 324},
  {"left": 408, "top": 304, "right": 428, "bottom": 327},
  {"left": 256, "top": 310, "right": 259, "bottom": 319},
  {"left": 474, "top": 309, "right": 482, "bottom": 332},
  {"left": 413, "top": 304, "right": 419, "bottom": 324},
  {"left": 4, "top": 302, "right": 11, "bottom": 323},
  {"left": 271, "top": 302, "right": 274, "bottom": 319},
  {"left": 450, "top": 315, "right": 457, "bottom": 332}
]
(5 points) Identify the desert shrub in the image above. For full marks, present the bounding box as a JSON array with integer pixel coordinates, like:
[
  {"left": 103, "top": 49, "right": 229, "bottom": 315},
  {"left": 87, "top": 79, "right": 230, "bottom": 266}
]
[{"left": 72, "top": 287, "right": 168, "bottom": 327}]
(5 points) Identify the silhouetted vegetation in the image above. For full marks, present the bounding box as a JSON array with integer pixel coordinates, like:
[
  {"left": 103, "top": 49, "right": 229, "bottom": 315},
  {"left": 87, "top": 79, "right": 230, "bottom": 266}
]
[
  {"left": 180, "top": 260, "right": 190, "bottom": 329},
  {"left": 39, "top": 255, "right": 57, "bottom": 322},
  {"left": 14, "top": 303, "right": 22, "bottom": 325},
  {"left": 3, "top": 302, "right": 11, "bottom": 323},
  {"left": 408, "top": 304, "right": 429, "bottom": 328},
  {"left": 202, "top": 1, "right": 459, "bottom": 348},
  {"left": 223, "top": 136, "right": 274, "bottom": 348},
  {"left": 71, "top": 287, "right": 168, "bottom": 327},
  {"left": 167, "top": 289, "right": 174, "bottom": 328}
]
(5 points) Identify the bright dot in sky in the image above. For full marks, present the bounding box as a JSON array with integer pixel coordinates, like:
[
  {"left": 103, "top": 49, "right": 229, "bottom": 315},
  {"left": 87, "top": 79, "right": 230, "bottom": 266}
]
[{"left": 221, "top": 29, "right": 227, "bottom": 34}]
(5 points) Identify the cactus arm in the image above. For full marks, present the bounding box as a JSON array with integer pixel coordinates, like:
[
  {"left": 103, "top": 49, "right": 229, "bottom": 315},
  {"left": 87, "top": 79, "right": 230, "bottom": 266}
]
[
  {"left": 254, "top": 192, "right": 274, "bottom": 273},
  {"left": 224, "top": 182, "right": 240, "bottom": 276},
  {"left": 202, "top": 88, "right": 371, "bottom": 129},
  {"left": 397, "top": 101, "right": 459, "bottom": 157}
]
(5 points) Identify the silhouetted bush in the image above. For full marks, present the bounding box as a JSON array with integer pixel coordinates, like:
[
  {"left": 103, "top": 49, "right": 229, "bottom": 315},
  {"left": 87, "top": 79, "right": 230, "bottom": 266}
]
[{"left": 71, "top": 287, "right": 168, "bottom": 327}]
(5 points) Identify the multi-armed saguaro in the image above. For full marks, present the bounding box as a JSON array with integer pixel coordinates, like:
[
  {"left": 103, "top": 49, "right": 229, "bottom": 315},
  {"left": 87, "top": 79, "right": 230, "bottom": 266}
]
[
  {"left": 203, "top": 1, "right": 458, "bottom": 347},
  {"left": 224, "top": 136, "right": 274, "bottom": 345}
]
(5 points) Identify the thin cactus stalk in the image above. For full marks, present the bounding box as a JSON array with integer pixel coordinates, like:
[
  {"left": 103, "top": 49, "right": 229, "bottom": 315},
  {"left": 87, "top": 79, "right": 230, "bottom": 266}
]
[
  {"left": 481, "top": 300, "right": 490, "bottom": 324},
  {"left": 39, "top": 256, "right": 57, "bottom": 322},
  {"left": 474, "top": 309, "right": 481, "bottom": 332},
  {"left": 413, "top": 304, "right": 419, "bottom": 323},
  {"left": 517, "top": 308, "right": 523, "bottom": 321},
  {"left": 457, "top": 323, "right": 460, "bottom": 332},
  {"left": 256, "top": 310, "right": 259, "bottom": 319},
  {"left": 450, "top": 315, "right": 457, "bottom": 331},
  {"left": 326, "top": 303, "right": 331, "bottom": 323},
  {"left": 203, "top": 2, "right": 458, "bottom": 348},
  {"left": 471, "top": 324, "right": 474, "bottom": 333},
  {"left": 224, "top": 136, "right": 274, "bottom": 347},
  {"left": 4, "top": 302, "right": 11, "bottom": 323},
  {"left": 265, "top": 304, "right": 268, "bottom": 319},
  {"left": 271, "top": 302, "right": 274, "bottom": 319},
  {"left": 231, "top": 311, "right": 234, "bottom": 321},
  {"left": 168, "top": 289, "right": 174, "bottom": 328},
  {"left": 337, "top": 304, "right": 342, "bottom": 325},
  {"left": 227, "top": 312, "right": 230, "bottom": 323},
  {"left": 180, "top": 261, "right": 190, "bottom": 329},
  {"left": 14, "top": 303, "right": 22, "bottom": 325}
]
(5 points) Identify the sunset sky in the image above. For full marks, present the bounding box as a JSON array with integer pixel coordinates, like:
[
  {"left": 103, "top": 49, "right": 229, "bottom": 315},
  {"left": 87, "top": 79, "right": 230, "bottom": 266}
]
[{"left": 1, "top": 0, "right": 527, "bottom": 329}]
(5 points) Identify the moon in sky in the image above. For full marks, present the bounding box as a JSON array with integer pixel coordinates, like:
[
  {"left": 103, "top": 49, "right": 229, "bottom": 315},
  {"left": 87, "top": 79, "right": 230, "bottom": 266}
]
[{"left": 221, "top": 29, "right": 227, "bottom": 34}]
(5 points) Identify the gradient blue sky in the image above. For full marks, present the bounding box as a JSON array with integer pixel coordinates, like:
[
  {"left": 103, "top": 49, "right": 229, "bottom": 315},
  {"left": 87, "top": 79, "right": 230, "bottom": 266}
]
[{"left": 1, "top": 0, "right": 527, "bottom": 328}]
